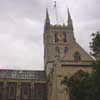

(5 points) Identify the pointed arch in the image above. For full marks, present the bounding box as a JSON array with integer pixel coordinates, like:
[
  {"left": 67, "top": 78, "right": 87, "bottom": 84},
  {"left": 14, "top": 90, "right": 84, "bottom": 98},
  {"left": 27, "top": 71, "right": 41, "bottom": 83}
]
[
  {"left": 55, "top": 32, "right": 58, "bottom": 42},
  {"left": 63, "top": 32, "right": 67, "bottom": 42},
  {"left": 74, "top": 52, "right": 81, "bottom": 62},
  {"left": 55, "top": 46, "right": 60, "bottom": 57},
  {"left": 64, "top": 47, "right": 68, "bottom": 54}
]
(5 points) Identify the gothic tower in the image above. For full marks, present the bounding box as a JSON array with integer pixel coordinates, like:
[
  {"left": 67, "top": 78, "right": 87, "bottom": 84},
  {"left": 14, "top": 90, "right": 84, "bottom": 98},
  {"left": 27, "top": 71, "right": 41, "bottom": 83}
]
[
  {"left": 44, "top": 8, "right": 94, "bottom": 100},
  {"left": 44, "top": 8, "right": 93, "bottom": 76}
]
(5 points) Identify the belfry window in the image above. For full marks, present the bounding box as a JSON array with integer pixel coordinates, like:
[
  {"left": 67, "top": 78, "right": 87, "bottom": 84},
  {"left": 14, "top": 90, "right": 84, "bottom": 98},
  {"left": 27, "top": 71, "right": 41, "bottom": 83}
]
[
  {"left": 55, "top": 47, "right": 60, "bottom": 57},
  {"left": 63, "top": 32, "right": 67, "bottom": 42},
  {"left": 64, "top": 47, "right": 68, "bottom": 54},
  {"left": 74, "top": 52, "right": 81, "bottom": 62},
  {"left": 55, "top": 32, "right": 58, "bottom": 42}
]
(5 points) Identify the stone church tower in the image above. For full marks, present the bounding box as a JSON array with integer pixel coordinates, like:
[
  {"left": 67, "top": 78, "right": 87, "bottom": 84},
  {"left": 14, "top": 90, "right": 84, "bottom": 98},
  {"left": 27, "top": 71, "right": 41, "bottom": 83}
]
[{"left": 44, "top": 8, "right": 94, "bottom": 100}]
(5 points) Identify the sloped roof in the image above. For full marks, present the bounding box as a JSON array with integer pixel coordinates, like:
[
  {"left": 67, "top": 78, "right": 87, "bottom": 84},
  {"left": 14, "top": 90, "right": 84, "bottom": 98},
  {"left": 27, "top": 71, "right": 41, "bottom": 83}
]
[{"left": 0, "top": 69, "right": 46, "bottom": 81}]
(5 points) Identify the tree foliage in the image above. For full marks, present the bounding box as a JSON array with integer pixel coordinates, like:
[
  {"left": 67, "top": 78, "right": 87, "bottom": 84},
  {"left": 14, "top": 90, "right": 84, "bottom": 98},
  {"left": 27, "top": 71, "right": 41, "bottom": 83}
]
[
  {"left": 62, "top": 66, "right": 100, "bottom": 100},
  {"left": 62, "top": 70, "right": 93, "bottom": 100},
  {"left": 90, "top": 31, "right": 100, "bottom": 59}
]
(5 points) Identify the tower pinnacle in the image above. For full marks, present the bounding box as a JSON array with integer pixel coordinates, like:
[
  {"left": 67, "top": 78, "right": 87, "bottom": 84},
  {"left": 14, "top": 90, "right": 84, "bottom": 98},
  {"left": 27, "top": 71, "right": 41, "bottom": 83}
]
[
  {"left": 67, "top": 8, "right": 73, "bottom": 30},
  {"left": 45, "top": 8, "right": 50, "bottom": 24},
  {"left": 44, "top": 8, "right": 50, "bottom": 33}
]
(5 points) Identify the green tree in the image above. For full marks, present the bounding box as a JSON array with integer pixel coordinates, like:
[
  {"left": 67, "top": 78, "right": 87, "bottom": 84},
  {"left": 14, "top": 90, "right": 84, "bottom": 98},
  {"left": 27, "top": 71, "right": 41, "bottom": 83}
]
[
  {"left": 90, "top": 31, "right": 100, "bottom": 60},
  {"left": 62, "top": 70, "right": 94, "bottom": 100},
  {"left": 90, "top": 32, "right": 100, "bottom": 100}
]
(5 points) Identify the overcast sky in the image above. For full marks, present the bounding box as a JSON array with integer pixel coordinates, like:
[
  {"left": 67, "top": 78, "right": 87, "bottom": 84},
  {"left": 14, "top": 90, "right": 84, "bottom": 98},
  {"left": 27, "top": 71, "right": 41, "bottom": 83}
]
[{"left": 0, "top": 0, "right": 100, "bottom": 70}]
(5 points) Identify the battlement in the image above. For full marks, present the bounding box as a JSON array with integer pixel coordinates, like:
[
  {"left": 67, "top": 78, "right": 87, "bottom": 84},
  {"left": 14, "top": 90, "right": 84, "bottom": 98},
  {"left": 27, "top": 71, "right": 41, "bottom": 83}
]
[{"left": 50, "top": 24, "right": 68, "bottom": 30}]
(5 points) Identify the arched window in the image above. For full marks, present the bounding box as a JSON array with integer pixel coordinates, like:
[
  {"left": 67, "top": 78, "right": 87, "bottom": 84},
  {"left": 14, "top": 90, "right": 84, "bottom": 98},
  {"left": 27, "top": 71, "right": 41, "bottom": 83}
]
[
  {"left": 74, "top": 52, "right": 81, "bottom": 62},
  {"left": 55, "top": 32, "right": 58, "bottom": 42},
  {"left": 63, "top": 32, "right": 67, "bottom": 42},
  {"left": 64, "top": 47, "right": 68, "bottom": 54},
  {"left": 55, "top": 47, "right": 60, "bottom": 57},
  {"left": 8, "top": 83, "right": 16, "bottom": 98}
]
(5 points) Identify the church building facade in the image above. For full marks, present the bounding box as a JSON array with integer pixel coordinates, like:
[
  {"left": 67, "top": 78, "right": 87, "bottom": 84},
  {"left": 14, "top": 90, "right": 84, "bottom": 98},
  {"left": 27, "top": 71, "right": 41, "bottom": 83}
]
[
  {"left": 0, "top": 9, "right": 94, "bottom": 100},
  {"left": 44, "top": 8, "right": 93, "bottom": 100}
]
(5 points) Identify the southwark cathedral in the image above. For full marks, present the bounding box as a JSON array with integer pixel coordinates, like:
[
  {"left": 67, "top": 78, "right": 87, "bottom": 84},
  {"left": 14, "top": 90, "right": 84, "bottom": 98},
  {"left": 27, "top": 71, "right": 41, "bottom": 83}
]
[{"left": 0, "top": 8, "right": 94, "bottom": 100}]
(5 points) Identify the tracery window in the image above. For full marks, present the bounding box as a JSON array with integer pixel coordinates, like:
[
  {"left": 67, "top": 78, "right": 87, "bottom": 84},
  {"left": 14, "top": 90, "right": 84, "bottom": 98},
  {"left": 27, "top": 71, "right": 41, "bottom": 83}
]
[
  {"left": 55, "top": 32, "right": 58, "bottom": 42},
  {"left": 22, "top": 86, "right": 29, "bottom": 95},
  {"left": 63, "top": 32, "right": 67, "bottom": 42},
  {"left": 8, "top": 86, "right": 15, "bottom": 97},
  {"left": 0, "top": 82, "right": 3, "bottom": 100},
  {"left": 8, "top": 83, "right": 16, "bottom": 99},
  {"left": 34, "top": 83, "right": 47, "bottom": 100},
  {"left": 64, "top": 47, "right": 68, "bottom": 54},
  {"left": 21, "top": 82, "right": 31, "bottom": 100},
  {"left": 74, "top": 52, "right": 81, "bottom": 62}
]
